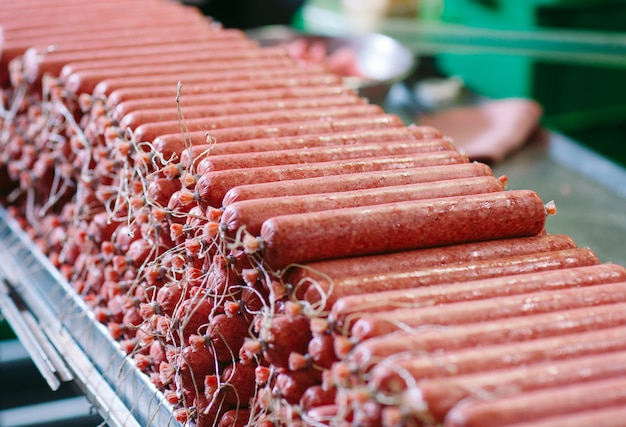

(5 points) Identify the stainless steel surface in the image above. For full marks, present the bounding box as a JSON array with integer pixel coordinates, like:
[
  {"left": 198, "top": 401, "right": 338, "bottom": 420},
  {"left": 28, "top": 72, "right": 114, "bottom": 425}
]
[
  {"left": 0, "top": 210, "right": 180, "bottom": 427},
  {"left": 493, "top": 131, "right": 626, "bottom": 266},
  {"left": 247, "top": 25, "right": 416, "bottom": 103}
]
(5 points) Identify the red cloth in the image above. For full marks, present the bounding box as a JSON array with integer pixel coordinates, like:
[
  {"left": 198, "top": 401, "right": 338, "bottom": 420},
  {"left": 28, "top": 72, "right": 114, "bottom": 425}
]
[{"left": 419, "top": 98, "right": 543, "bottom": 164}]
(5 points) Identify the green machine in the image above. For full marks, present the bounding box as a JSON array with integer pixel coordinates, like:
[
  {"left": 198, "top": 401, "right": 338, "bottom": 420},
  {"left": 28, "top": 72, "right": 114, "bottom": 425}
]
[{"left": 434, "top": 0, "right": 626, "bottom": 166}]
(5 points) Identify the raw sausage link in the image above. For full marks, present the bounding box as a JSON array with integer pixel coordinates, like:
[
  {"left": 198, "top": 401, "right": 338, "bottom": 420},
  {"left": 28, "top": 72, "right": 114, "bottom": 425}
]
[
  {"left": 196, "top": 139, "right": 454, "bottom": 175},
  {"left": 58, "top": 45, "right": 287, "bottom": 80},
  {"left": 432, "top": 354, "right": 626, "bottom": 426},
  {"left": 183, "top": 126, "right": 442, "bottom": 168},
  {"left": 222, "top": 162, "right": 492, "bottom": 205},
  {"left": 444, "top": 376, "right": 626, "bottom": 427},
  {"left": 351, "top": 278, "right": 626, "bottom": 342},
  {"left": 93, "top": 66, "right": 331, "bottom": 97},
  {"left": 260, "top": 189, "right": 547, "bottom": 269},
  {"left": 329, "top": 262, "right": 626, "bottom": 330},
  {"left": 119, "top": 94, "right": 366, "bottom": 133},
  {"left": 111, "top": 85, "right": 355, "bottom": 122},
  {"left": 105, "top": 74, "right": 344, "bottom": 107},
  {"left": 305, "top": 247, "right": 599, "bottom": 310},
  {"left": 196, "top": 151, "right": 467, "bottom": 208},
  {"left": 153, "top": 114, "right": 405, "bottom": 158},
  {"left": 68, "top": 57, "right": 299, "bottom": 94},
  {"left": 492, "top": 404, "right": 626, "bottom": 427},
  {"left": 221, "top": 175, "right": 503, "bottom": 237},
  {"left": 368, "top": 322, "right": 626, "bottom": 395},
  {"left": 130, "top": 104, "right": 384, "bottom": 143},
  {"left": 346, "top": 301, "right": 626, "bottom": 372}
]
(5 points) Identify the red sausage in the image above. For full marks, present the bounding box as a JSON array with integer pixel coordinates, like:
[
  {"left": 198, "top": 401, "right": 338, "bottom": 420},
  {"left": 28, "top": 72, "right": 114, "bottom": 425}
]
[
  {"left": 222, "top": 162, "right": 492, "bottom": 206},
  {"left": 196, "top": 139, "right": 454, "bottom": 175},
  {"left": 306, "top": 247, "right": 598, "bottom": 311},
  {"left": 219, "top": 408, "right": 252, "bottom": 427},
  {"left": 351, "top": 278, "right": 625, "bottom": 342},
  {"left": 151, "top": 114, "right": 404, "bottom": 158},
  {"left": 444, "top": 376, "right": 626, "bottom": 427},
  {"left": 67, "top": 57, "right": 299, "bottom": 94},
  {"left": 196, "top": 151, "right": 466, "bottom": 208},
  {"left": 490, "top": 404, "right": 626, "bottom": 427},
  {"left": 221, "top": 175, "right": 503, "bottom": 237},
  {"left": 300, "top": 385, "right": 337, "bottom": 411},
  {"left": 207, "top": 313, "right": 251, "bottom": 363},
  {"left": 261, "top": 189, "right": 546, "bottom": 270},
  {"left": 414, "top": 351, "right": 626, "bottom": 424},
  {"left": 119, "top": 95, "right": 365, "bottom": 133},
  {"left": 105, "top": 74, "right": 343, "bottom": 107},
  {"left": 368, "top": 323, "right": 626, "bottom": 394},
  {"left": 130, "top": 105, "right": 384, "bottom": 143},
  {"left": 6, "top": 20, "right": 219, "bottom": 63},
  {"left": 25, "top": 31, "right": 243, "bottom": 83},
  {"left": 290, "top": 234, "right": 576, "bottom": 287},
  {"left": 274, "top": 369, "right": 321, "bottom": 405},
  {"left": 111, "top": 85, "right": 354, "bottom": 122},
  {"left": 155, "top": 113, "right": 406, "bottom": 158},
  {"left": 221, "top": 361, "right": 257, "bottom": 407},
  {"left": 93, "top": 66, "right": 331, "bottom": 98},
  {"left": 28, "top": 36, "right": 250, "bottom": 82},
  {"left": 258, "top": 313, "right": 312, "bottom": 368},
  {"left": 329, "top": 263, "right": 626, "bottom": 331},
  {"left": 345, "top": 301, "right": 626, "bottom": 371},
  {"left": 307, "top": 333, "right": 339, "bottom": 370},
  {"left": 180, "top": 126, "right": 443, "bottom": 168},
  {"left": 58, "top": 44, "right": 284, "bottom": 80}
]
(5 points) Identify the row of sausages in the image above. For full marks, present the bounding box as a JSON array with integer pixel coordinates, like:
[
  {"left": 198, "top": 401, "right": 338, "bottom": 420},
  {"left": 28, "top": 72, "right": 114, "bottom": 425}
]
[{"left": 2, "top": 1, "right": 626, "bottom": 427}]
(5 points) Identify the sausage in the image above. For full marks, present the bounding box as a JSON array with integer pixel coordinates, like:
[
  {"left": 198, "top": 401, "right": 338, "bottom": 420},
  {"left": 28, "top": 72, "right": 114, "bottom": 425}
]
[
  {"left": 181, "top": 126, "right": 443, "bottom": 167},
  {"left": 222, "top": 162, "right": 492, "bottom": 205},
  {"left": 196, "top": 151, "right": 467, "bottom": 208},
  {"left": 59, "top": 44, "right": 285, "bottom": 81},
  {"left": 221, "top": 361, "right": 257, "bottom": 407},
  {"left": 111, "top": 85, "right": 355, "bottom": 122},
  {"left": 345, "top": 301, "right": 626, "bottom": 371},
  {"left": 104, "top": 74, "right": 343, "bottom": 107},
  {"left": 368, "top": 323, "right": 626, "bottom": 395},
  {"left": 306, "top": 247, "right": 598, "bottom": 311},
  {"left": 274, "top": 369, "right": 321, "bottom": 405},
  {"left": 196, "top": 139, "right": 454, "bottom": 175},
  {"left": 27, "top": 36, "right": 250, "bottom": 83},
  {"left": 258, "top": 313, "right": 312, "bottom": 369},
  {"left": 488, "top": 404, "right": 626, "bottom": 427},
  {"left": 3, "top": 6, "right": 206, "bottom": 38},
  {"left": 291, "top": 234, "right": 575, "bottom": 288},
  {"left": 329, "top": 262, "right": 626, "bottom": 331},
  {"left": 25, "top": 31, "right": 242, "bottom": 84},
  {"left": 260, "top": 189, "right": 546, "bottom": 270},
  {"left": 221, "top": 175, "right": 503, "bottom": 237},
  {"left": 414, "top": 351, "right": 626, "bottom": 424},
  {"left": 299, "top": 385, "right": 337, "bottom": 411},
  {"left": 219, "top": 409, "right": 252, "bottom": 427},
  {"left": 119, "top": 95, "right": 365, "bottom": 132},
  {"left": 207, "top": 312, "right": 251, "bottom": 363},
  {"left": 93, "top": 66, "right": 331, "bottom": 98},
  {"left": 444, "top": 376, "right": 626, "bottom": 427},
  {"left": 152, "top": 114, "right": 404, "bottom": 158},
  {"left": 67, "top": 57, "right": 299, "bottom": 94},
  {"left": 351, "top": 278, "right": 626, "bottom": 342},
  {"left": 5, "top": 19, "right": 218, "bottom": 59},
  {"left": 130, "top": 105, "right": 384, "bottom": 143}
]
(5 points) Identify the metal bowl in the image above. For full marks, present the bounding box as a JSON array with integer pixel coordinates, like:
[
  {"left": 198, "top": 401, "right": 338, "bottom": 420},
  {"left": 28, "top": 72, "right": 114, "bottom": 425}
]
[{"left": 246, "top": 25, "right": 416, "bottom": 104}]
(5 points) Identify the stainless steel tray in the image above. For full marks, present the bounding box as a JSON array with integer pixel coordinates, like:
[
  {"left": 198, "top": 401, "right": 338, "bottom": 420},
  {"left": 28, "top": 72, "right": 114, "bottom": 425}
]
[{"left": 0, "top": 207, "right": 181, "bottom": 427}]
